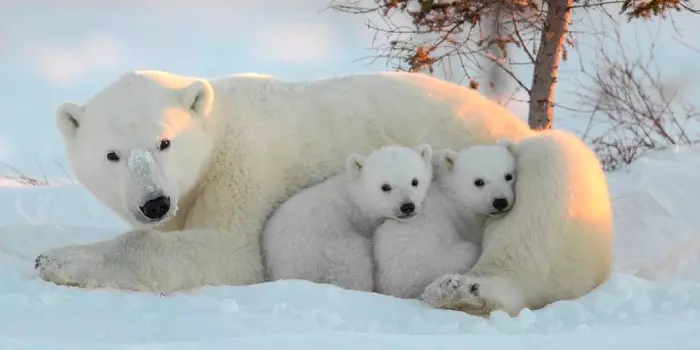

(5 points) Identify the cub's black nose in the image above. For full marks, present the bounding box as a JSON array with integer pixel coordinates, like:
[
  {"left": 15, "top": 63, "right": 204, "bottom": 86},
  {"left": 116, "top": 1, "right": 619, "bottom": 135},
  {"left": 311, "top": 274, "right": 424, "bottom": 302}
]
[
  {"left": 400, "top": 202, "right": 416, "bottom": 214},
  {"left": 140, "top": 196, "right": 171, "bottom": 220},
  {"left": 492, "top": 197, "right": 509, "bottom": 211}
]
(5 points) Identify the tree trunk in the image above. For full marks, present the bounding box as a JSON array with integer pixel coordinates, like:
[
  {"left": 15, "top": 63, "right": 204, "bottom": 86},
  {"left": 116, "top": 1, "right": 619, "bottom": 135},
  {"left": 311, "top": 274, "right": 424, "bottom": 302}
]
[{"left": 528, "top": 0, "right": 572, "bottom": 130}]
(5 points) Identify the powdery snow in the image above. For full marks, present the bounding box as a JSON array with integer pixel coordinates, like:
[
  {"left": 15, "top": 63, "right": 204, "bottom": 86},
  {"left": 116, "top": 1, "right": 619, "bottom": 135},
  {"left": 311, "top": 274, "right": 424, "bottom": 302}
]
[{"left": 0, "top": 145, "right": 699, "bottom": 349}]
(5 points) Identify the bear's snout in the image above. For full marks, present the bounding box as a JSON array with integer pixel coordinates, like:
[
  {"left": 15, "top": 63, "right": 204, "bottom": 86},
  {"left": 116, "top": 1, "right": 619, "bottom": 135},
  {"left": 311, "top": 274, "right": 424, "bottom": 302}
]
[
  {"left": 492, "top": 197, "right": 509, "bottom": 211},
  {"left": 140, "top": 195, "right": 171, "bottom": 220},
  {"left": 399, "top": 202, "right": 416, "bottom": 216}
]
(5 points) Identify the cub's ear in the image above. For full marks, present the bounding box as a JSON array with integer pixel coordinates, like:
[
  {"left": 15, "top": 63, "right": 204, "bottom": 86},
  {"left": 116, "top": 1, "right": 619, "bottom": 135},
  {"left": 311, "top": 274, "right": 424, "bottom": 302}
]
[
  {"left": 346, "top": 153, "right": 366, "bottom": 175},
  {"left": 415, "top": 144, "right": 433, "bottom": 166},
  {"left": 56, "top": 102, "right": 83, "bottom": 139},
  {"left": 497, "top": 138, "right": 516, "bottom": 152},
  {"left": 179, "top": 80, "right": 214, "bottom": 117},
  {"left": 438, "top": 149, "right": 458, "bottom": 172}
]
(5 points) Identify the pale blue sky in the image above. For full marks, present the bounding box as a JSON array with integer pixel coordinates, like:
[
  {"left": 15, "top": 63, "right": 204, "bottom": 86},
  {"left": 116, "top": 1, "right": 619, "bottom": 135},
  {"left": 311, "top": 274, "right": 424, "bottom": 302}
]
[{"left": 0, "top": 1, "right": 698, "bottom": 178}]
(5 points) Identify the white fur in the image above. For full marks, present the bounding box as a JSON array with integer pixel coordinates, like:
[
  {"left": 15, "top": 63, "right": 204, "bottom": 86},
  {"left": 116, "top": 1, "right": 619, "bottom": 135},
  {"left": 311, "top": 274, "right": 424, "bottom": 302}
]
[
  {"left": 262, "top": 145, "right": 433, "bottom": 292},
  {"left": 421, "top": 130, "right": 613, "bottom": 316},
  {"left": 37, "top": 70, "right": 532, "bottom": 293},
  {"left": 374, "top": 143, "right": 517, "bottom": 299}
]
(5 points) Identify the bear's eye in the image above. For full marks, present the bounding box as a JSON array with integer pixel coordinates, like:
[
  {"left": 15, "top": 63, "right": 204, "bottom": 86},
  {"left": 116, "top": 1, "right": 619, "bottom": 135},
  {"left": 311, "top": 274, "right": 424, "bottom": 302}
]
[
  {"left": 411, "top": 178, "right": 419, "bottom": 187},
  {"left": 474, "top": 179, "right": 485, "bottom": 188},
  {"left": 106, "top": 151, "right": 120, "bottom": 162},
  {"left": 505, "top": 173, "right": 513, "bottom": 181},
  {"left": 158, "top": 139, "right": 171, "bottom": 151},
  {"left": 381, "top": 184, "right": 392, "bottom": 193}
]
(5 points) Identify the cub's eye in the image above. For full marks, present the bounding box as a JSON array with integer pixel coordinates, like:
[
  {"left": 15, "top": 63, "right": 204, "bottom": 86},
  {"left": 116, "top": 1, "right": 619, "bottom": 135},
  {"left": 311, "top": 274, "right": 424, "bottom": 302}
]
[
  {"left": 411, "top": 178, "right": 419, "bottom": 187},
  {"left": 106, "top": 151, "right": 120, "bottom": 162},
  {"left": 474, "top": 179, "right": 485, "bottom": 188},
  {"left": 159, "top": 139, "right": 171, "bottom": 151},
  {"left": 505, "top": 173, "right": 513, "bottom": 181},
  {"left": 381, "top": 184, "right": 392, "bottom": 193}
]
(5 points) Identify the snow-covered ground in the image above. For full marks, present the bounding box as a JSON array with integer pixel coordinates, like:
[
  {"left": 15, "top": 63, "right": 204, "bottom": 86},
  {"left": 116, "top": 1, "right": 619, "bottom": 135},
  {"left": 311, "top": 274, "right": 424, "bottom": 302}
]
[{"left": 1, "top": 144, "right": 700, "bottom": 349}]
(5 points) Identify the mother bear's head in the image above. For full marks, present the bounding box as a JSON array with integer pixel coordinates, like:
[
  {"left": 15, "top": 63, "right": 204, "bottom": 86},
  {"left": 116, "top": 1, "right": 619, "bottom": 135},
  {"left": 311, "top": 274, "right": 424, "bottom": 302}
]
[{"left": 55, "top": 71, "right": 217, "bottom": 227}]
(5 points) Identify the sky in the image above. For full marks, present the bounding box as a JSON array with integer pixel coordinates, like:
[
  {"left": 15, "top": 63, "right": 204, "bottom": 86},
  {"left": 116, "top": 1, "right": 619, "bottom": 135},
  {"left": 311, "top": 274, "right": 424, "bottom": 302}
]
[{"left": 0, "top": 0, "right": 698, "bottom": 178}]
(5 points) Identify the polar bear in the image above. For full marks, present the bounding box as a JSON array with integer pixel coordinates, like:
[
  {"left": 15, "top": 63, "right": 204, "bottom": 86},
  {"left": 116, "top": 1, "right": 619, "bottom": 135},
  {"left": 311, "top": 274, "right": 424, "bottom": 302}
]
[
  {"left": 421, "top": 130, "right": 613, "bottom": 316},
  {"left": 262, "top": 145, "right": 433, "bottom": 291},
  {"left": 35, "top": 69, "right": 534, "bottom": 293},
  {"left": 374, "top": 142, "right": 517, "bottom": 299}
]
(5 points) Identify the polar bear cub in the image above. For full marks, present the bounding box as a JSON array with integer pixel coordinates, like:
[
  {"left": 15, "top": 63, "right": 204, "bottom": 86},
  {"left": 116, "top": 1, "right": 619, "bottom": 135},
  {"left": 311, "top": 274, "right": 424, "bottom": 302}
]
[
  {"left": 421, "top": 131, "right": 612, "bottom": 317},
  {"left": 374, "top": 141, "right": 517, "bottom": 299},
  {"left": 262, "top": 145, "right": 434, "bottom": 292}
]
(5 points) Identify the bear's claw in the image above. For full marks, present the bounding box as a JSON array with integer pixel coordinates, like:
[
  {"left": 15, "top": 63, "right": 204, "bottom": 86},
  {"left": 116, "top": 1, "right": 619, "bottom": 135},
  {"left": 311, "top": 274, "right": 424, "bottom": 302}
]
[
  {"left": 468, "top": 283, "right": 480, "bottom": 296},
  {"left": 35, "top": 253, "right": 67, "bottom": 272},
  {"left": 34, "top": 255, "right": 44, "bottom": 270}
]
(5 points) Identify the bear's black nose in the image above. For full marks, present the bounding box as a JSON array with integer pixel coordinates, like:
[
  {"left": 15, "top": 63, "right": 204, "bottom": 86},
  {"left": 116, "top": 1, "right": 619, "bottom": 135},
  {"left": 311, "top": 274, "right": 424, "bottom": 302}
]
[
  {"left": 492, "top": 197, "right": 509, "bottom": 211},
  {"left": 400, "top": 202, "right": 416, "bottom": 214},
  {"left": 140, "top": 196, "right": 171, "bottom": 220}
]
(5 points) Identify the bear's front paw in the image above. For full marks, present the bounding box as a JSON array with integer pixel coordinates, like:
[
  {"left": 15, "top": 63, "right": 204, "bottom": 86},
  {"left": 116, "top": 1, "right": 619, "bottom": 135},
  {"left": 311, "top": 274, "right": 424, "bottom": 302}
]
[
  {"left": 421, "top": 274, "right": 465, "bottom": 306},
  {"left": 35, "top": 245, "right": 109, "bottom": 289},
  {"left": 421, "top": 274, "right": 492, "bottom": 316}
]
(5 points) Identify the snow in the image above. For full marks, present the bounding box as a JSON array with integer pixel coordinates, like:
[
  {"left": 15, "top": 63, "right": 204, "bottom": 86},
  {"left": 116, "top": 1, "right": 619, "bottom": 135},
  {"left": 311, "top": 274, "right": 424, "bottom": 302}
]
[{"left": 1, "top": 145, "right": 700, "bottom": 349}]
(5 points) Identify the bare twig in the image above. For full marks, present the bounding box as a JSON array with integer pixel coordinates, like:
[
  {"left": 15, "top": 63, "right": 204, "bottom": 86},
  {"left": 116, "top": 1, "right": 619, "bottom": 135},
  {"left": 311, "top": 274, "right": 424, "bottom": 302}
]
[{"left": 575, "top": 23, "right": 699, "bottom": 170}]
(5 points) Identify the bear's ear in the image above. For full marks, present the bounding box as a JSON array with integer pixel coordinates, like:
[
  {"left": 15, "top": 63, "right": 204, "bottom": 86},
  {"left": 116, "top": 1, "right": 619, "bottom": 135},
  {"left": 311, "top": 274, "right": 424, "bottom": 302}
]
[
  {"left": 439, "top": 149, "right": 458, "bottom": 171},
  {"left": 179, "top": 80, "right": 214, "bottom": 118},
  {"left": 56, "top": 102, "right": 83, "bottom": 139},
  {"left": 497, "top": 138, "right": 515, "bottom": 152},
  {"left": 346, "top": 153, "right": 366, "bottom": 175},
  {"left": 415, "top": 144, "right": 433, "bottom": 166}
]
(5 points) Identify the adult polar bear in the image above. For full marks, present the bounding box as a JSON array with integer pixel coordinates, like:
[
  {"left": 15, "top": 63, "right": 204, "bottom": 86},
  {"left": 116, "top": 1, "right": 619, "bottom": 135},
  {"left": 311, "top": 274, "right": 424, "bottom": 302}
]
[{"left": 35, "top": 70, "right": 533, "bottom": 293}]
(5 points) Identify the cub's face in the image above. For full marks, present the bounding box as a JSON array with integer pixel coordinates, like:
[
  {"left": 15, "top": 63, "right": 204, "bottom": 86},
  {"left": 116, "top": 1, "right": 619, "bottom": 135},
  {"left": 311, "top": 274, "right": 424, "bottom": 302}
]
[
  {"left": 347, "top": 145, "right": 433, "bottom": 221},
  {"left": 55, "top": 73, "right": 215, "bottom": 227},
  {"left": 437, "top": 142, "right": 517, "bottom": 217}
]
